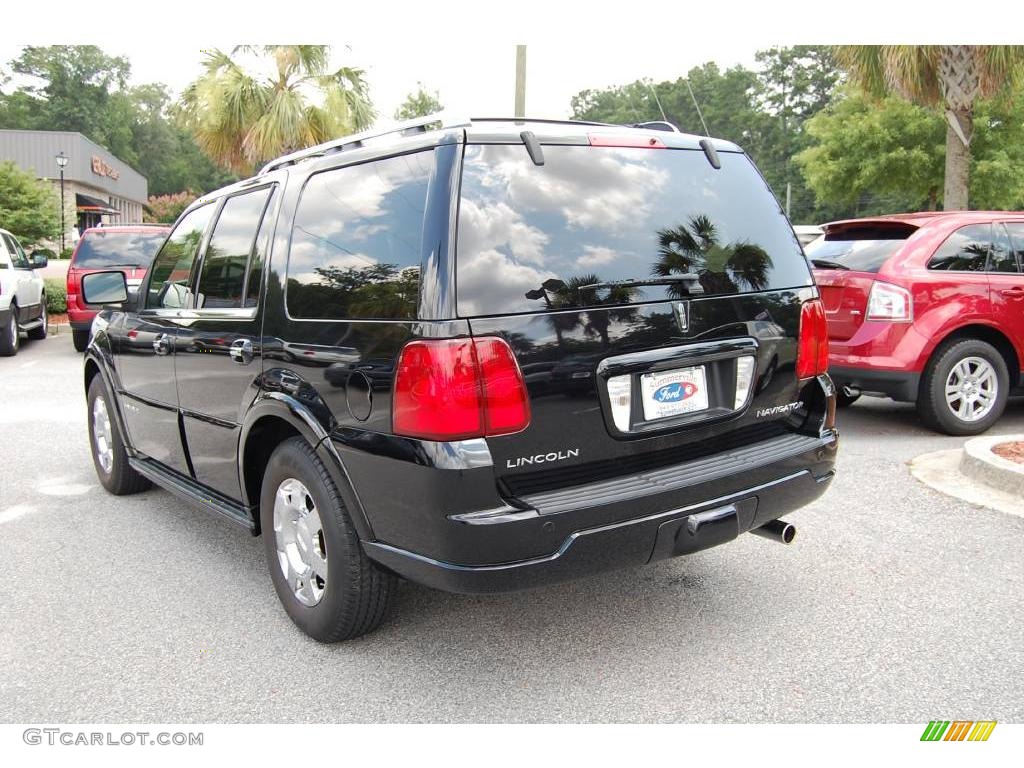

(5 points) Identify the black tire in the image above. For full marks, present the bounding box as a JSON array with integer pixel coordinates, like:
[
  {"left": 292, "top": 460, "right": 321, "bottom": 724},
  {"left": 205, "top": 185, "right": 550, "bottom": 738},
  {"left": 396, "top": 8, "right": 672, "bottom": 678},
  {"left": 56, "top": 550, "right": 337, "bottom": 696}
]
[
  {"left": 835, "top": 390, "right": 861, "bottom": 408},
  {"left": 260, "top": 437, "right": 393, "bottom": 642},
  {"left": 917, "top": 338, "right": 1009, "bottom": 436},
  {"left": 0, "top": 305, "right": 20, "bottom": 356},
  {"left": 72, "top": 328, "right": 90, "bottom": 353},
  {"left": 87, "top": 377, "right": 151, "bottom": 495},
  {"left": 27, "top": 300, "right": 48, "bottom": 340}
]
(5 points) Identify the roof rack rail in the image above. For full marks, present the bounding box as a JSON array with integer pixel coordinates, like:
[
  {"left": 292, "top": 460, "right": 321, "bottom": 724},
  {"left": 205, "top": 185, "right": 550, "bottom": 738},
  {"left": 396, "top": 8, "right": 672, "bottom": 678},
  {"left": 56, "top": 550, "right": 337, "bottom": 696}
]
[{"left": 258, "top": 112, "right": 469, "bottom": 175}]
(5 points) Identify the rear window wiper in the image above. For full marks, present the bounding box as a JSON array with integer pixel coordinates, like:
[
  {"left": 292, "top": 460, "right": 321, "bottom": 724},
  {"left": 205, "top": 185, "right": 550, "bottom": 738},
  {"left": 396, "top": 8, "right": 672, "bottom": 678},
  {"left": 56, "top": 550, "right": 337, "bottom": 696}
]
[
  {"left": 810, "top": 259, "right": 849, "bottom": 271},
  {"left": 577, "top": 275, "right": 705, "bottom": 295}
]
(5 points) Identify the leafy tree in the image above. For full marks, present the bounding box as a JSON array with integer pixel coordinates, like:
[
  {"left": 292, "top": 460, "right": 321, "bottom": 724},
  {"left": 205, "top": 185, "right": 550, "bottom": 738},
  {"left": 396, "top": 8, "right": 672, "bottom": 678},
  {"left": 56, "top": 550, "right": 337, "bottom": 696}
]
[
  {"left": 834, "top": 45, "right": 1024, "bottom": 209},
  {"left": 0, "top": 161, "right": 61, "bottom": 246},
  {"left": 655, "top": 215, "right": 772, "bottom": 296},
  {"left": 145, "top": 191, "right": 198, "bottom": 223},
  {"left": 394, "top": 83, "right": 443, "bottom": 120},
  {"left": 796, "top": 87, "right": 1024, "bottom": 215},
  {"left": 182, "top": 45, "right": 375, "bottom": 174}
]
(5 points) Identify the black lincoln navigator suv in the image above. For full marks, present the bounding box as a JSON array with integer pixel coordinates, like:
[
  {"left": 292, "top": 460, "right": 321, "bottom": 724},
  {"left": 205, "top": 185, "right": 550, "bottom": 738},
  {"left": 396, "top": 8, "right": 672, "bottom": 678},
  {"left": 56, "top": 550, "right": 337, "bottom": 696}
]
[{"left": 81, "top": 116, "right": 838, "bottom": 642}]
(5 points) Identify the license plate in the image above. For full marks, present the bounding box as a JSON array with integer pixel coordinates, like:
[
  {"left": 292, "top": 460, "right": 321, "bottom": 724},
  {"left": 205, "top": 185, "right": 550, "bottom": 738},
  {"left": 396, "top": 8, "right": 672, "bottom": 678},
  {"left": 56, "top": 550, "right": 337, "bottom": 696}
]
[{"left": 640, "top": 365, "right": 709, "bottom": 420}]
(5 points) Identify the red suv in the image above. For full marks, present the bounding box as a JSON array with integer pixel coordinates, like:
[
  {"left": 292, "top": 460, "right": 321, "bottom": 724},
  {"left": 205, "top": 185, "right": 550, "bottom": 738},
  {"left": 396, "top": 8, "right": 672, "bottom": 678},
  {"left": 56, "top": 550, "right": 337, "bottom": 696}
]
[
  {"left": 67, "top": 225, "right": 170, "bottom": 351},
  {"left": 807, "top": 212, "right": 1024, "bottom": 435}
]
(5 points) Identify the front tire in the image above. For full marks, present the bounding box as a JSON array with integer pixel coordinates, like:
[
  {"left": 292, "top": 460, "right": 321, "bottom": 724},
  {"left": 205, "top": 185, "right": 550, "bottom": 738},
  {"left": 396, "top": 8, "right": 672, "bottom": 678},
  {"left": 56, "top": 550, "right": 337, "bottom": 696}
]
[
  {"left": 0, "top": 305, "right": 20, "bottom": 356},
  {"left": 260, "top": 437, "right": 394, "bottom": 642},
  {"left": 917, "top": 338, "right": 1009, "bottom": 436},
  {"left": 87, "top": 377, "right": 151, "bottom": 495},
  {"left": 72, "top": 328, "right": 89, "bottom": 352}
]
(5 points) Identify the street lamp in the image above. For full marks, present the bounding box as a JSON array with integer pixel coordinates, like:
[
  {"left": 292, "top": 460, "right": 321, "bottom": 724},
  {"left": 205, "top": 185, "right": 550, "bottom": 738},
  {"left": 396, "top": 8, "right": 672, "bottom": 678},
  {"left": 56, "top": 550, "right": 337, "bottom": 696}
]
[{"left": 55, "top": 151, "right": 69, "bottom": 255}]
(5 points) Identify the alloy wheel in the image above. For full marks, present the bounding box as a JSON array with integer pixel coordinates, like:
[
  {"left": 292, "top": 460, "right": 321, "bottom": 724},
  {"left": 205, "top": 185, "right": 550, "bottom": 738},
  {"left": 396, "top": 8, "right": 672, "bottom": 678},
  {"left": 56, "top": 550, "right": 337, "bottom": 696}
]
[
  {"left": 273, "top": 478, "right": 328, "bottom": 607},
  {"left": 944, "top": 356, "right": 998, "bottom": 423},
  {"left": 92, "top": 396, "right": 114, "bottom": 473}
]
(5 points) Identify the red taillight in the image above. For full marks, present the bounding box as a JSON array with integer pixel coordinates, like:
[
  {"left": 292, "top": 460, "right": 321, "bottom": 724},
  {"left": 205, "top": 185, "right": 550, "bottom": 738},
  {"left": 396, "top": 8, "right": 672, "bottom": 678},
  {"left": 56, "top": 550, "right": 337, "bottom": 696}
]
[
  {"left": 796, "top": 299, "right": 829, "bottom": 379},
  {"left": 392, "top": 337, "right": 530, "bottom": 441},
  {"left": 588, "top": 134, "right": 666, "bottom": 149}
]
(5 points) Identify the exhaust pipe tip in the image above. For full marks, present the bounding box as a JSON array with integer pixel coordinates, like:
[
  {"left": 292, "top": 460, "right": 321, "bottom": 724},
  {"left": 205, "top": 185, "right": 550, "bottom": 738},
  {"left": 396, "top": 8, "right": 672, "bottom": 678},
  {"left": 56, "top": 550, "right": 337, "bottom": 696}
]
[
  {"left": 842, "top": 385, "right": 860, "bottom": 398},
  {"left": 751, "top": 519, "right": 797, "bottom": 545}
]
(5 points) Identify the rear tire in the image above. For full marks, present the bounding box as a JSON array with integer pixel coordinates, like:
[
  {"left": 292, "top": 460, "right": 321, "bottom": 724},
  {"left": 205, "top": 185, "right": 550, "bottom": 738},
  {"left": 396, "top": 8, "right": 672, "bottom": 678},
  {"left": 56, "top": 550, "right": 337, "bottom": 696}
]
[
  {"left": 260, "top": 437, "right": 394, "bottom": 642},
  {"left": 72, "top": 328, "right": 89, "bottom": 352},
  {"left": 27, "top": 301, "right": 48, "bottom": 340},
  {"left": 0, "top": 305, "right": 19, "bottom": 356},
  {"left": 87, "top": 377, "right": 151, "bottom": 495},
  {"left": 917, "top": 338, "right": 1009, "bottom": 436}
]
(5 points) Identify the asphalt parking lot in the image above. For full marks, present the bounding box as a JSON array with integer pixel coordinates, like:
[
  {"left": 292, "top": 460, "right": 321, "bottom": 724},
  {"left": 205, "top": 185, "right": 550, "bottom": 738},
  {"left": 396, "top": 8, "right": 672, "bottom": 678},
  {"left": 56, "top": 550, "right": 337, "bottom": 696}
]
[{"left": 1, "top": 331, "right": 1022, "bottom": 723}]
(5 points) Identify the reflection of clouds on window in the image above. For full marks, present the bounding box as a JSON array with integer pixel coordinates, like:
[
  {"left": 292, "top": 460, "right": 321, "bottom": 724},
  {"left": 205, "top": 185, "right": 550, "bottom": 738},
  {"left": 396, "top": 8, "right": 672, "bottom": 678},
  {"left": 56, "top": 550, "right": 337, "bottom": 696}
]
[
  {"left": 576, "top": 245, "right": 617, "bottom": 268},
  {"left": 475, "top": 145, "right": 667, "bottom": 232},
  {"left": 458, "top": 199, "right": 549, "bottom": 266},
  {"left": 457, "top": 248, "right": 555, "bottom": 317}
]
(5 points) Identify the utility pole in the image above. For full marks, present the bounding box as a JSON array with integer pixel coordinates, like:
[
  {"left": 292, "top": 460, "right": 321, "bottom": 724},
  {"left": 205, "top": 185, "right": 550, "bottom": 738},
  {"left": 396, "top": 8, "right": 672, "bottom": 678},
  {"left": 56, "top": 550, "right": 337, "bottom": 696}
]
[{"left": 514, "top": 45, "right": 527, "bottom": 118}]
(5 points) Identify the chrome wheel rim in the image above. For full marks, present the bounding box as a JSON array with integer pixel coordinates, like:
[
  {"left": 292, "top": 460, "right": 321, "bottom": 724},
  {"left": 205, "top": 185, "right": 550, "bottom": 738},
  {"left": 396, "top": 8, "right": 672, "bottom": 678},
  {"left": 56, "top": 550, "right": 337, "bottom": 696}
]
[
  {"left": 273, "top": 478, "right": 328, "bottom": 607},
  {"left": 8, "top": 312, "right": 17, "bottom": 349},
  {"left": 92, "top": 396, "right": 114, "bottom": 473},
  {"left": 40, "top": 304, "right": 47, "bottom": 334},
  {"left": 944, "top": 356, "right": 998, "bottom": 423}
]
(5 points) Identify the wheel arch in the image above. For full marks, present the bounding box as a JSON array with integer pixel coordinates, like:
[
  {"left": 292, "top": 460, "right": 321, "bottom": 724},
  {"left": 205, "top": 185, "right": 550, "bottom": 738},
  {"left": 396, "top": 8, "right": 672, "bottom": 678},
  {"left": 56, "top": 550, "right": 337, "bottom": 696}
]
[
  {"left": 926, "top": 323, "right": 1020, "bottom": 386},
  {"left": 239, "top": 394, "right": 374, "bottom": 540}
]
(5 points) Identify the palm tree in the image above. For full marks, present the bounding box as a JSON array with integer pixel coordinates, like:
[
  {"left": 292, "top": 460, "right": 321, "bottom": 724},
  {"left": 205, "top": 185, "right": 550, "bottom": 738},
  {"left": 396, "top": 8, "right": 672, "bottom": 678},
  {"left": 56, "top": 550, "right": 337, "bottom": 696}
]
[
  {"left": 182, "top": 45, "right": 375, "bottom": 174},
  {"left": 834, "top": 46, "right": 1024, "bottom": 210}
]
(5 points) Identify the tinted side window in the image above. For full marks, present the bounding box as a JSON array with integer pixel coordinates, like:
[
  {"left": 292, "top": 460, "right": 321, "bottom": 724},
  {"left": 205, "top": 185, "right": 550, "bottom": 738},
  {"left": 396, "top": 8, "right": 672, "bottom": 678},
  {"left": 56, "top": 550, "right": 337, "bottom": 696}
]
[
  {"left": 1001, "top": 223, "right": 1024, "bottom": 273},
  {"left": 928, "top": 224, "right": 991, "bottom": 272},
  {"left": 4, "top": 234, "right": 28, "bottom": 268},
  {"left": 988, "top": 224, "right": 1020, "bottom": 273},
  {"left": 197, "top": 188, "right": 273, "bottom": 309},
  {"left": 286, "top": 150, "right": 433, "bottom": 320},
  {"left": 146, "top": 205, "right": 215, "bottom": 309},
  {"left": 244, "top": 190, "right": 276, "bottom": 308}
]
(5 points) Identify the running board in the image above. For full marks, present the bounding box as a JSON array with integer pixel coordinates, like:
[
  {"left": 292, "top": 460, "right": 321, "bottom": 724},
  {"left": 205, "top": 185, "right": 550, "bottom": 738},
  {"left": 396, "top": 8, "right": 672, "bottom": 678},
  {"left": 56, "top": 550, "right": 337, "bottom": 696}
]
[{"left": 128, "top": 457, "right": 256, "bottom": 533}]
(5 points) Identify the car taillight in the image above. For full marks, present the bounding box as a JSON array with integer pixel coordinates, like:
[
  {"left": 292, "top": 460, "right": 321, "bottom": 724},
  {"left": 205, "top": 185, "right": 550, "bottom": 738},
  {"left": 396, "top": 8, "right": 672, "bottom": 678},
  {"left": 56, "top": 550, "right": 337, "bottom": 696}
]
[
  {"left": 796, "top": 298, "right": 829, "bottom": 379},
  {"left": 866, "top": 280, "right": 913, "bottom": 322},
  {"left": 392, "top": 337, "right": 530, "bottom": 441}
]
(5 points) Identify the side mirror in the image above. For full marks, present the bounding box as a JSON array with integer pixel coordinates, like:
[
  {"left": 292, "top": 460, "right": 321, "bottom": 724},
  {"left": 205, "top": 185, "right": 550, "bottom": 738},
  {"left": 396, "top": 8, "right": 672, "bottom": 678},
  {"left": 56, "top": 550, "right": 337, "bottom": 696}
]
[
  {"left": 81, "top": 270, "right": 129, "bottom": 306},
  {"left": 30, "top": 250, "right": 50, "bottom": 269}
]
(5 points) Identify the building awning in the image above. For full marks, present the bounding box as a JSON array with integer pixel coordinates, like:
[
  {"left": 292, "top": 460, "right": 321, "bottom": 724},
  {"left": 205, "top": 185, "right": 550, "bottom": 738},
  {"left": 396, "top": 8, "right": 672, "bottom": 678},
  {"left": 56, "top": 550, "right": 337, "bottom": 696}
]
[{"left": 76, "top": 193, "right": 120, "bottom": 215}]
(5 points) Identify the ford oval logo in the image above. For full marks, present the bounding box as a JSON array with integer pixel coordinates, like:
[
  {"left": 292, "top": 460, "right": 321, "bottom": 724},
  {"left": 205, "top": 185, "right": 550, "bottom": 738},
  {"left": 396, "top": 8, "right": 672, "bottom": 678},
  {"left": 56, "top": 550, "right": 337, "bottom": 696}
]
[{"left": 653, "top": 381, "right": 698, "bottom": 403}]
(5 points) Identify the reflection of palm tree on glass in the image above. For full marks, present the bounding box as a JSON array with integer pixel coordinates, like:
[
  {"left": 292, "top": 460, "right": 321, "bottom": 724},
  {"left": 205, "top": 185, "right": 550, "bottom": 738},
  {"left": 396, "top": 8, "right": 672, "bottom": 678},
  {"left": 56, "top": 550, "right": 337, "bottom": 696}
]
[
  {"left": 549, "top": 274, "right": 639, "bottom": 348},
  {"left": 655, "top": 215, "right": 772, "bottom": 296}
]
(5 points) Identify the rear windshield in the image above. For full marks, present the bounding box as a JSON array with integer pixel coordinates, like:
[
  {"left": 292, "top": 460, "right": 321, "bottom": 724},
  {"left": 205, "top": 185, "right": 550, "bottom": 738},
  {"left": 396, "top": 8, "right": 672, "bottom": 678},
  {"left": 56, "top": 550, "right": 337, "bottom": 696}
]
[
  {"left": 805, "top": 225, "right": 913, "bottom": 273},
  {"left": 73, "top": 230, "right": 167, "bottom": 269},
  {"left": 455, "top": 144, "right": 811, "bottom": 317}
]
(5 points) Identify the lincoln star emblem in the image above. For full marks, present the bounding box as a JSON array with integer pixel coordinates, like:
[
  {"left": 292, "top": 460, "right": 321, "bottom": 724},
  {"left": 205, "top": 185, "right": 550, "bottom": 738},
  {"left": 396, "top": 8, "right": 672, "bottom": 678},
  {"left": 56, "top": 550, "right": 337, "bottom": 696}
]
[{"left": 673, "top": 301, "right": 689, "bottom": 332}]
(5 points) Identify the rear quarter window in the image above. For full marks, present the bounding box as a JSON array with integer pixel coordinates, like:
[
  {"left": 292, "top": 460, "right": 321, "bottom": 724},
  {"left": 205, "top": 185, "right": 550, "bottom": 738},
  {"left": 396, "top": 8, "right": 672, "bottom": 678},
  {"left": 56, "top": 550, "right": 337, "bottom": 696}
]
[
  {"left": 455, "top": 144, "right": 812, "bottom": 317},
  {"left": 285, "top": 150, "right": 433, "bottom": 320},
  {"left": 928, "top": 224, "right": 992, "bottom": 272}
]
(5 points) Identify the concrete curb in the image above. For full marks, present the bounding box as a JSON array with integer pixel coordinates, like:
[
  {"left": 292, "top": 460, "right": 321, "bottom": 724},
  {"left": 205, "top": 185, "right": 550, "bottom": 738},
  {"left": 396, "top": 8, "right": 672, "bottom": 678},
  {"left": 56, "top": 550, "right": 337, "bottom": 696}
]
[
  {"left": 960, "top": 434, "right": 1024, "bottom": 497},
  {"left": 909, "top": 448, "right": 1023, "bottom": 518}
]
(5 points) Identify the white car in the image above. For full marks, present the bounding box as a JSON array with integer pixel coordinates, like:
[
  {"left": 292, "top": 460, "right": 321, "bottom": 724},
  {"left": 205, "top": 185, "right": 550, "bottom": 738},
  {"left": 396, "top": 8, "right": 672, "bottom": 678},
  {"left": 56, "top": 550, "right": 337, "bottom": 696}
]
[{"left": 0, "top": 227, "right": 49, "bottom": 356}]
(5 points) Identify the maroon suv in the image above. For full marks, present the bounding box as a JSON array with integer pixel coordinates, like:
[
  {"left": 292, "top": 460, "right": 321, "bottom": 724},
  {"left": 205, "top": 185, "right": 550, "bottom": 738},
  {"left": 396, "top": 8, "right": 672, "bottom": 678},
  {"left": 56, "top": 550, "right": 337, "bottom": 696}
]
[
  {"left": 807, "top": 211, "right": 1024, "bottom": 435},
  {"left": 66, "top": 225, "right": 170, "bottom": 351}
]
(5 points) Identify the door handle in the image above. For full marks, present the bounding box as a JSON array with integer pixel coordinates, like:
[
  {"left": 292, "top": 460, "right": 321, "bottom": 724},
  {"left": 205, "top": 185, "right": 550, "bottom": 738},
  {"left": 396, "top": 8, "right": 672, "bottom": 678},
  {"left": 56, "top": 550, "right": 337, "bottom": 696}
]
[
  {"left": 1000, "top": 287, "right": 1024, "bottom": 298},
  {"left": 229, "top": 338, "right": 254, "bottom": 365},
  {"left": 153, "top": 334, "right": 172, "bottom": 356}
]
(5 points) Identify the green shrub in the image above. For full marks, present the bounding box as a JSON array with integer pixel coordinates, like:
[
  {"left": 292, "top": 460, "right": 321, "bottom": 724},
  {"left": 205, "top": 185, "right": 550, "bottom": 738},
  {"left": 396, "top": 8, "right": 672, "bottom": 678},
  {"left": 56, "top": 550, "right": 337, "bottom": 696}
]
[
  {"left": 60, "top": 247, "right": 74, "bottom": 259},
  {"left": 44, "top": 278, "right": 67, "bottom": 314}
]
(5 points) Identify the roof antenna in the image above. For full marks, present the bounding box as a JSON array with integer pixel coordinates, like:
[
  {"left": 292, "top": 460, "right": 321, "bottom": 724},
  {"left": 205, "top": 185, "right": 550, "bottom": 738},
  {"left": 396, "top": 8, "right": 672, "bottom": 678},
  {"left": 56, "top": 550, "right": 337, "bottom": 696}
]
[
  {"left": 685, "top": 78, "right": 710, "bottom": 136},
  {"left": 647, "top": 81, "right": 668, "bottom": 123}
]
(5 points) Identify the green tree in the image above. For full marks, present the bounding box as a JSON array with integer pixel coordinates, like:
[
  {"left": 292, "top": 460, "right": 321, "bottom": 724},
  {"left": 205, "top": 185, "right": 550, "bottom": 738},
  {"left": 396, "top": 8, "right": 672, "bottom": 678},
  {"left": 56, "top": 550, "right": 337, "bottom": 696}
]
[
  {"left": 182, "top": 45, "right": 375, "bottom": 174},
  {"left": 834, "top": 45, "right": 1024, "bottom": 209},
  {"left": 796, "top": 87, "right": 1024, "bottom": 215},
  {"left": 0, "top": 161, "right": 61, "bottom": 246},
  {"left": 394, "top": 83, "right": 443, "bottom": 120},
  {"left": 0, "top": 46, "right": 138, "bottom": 165}
]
